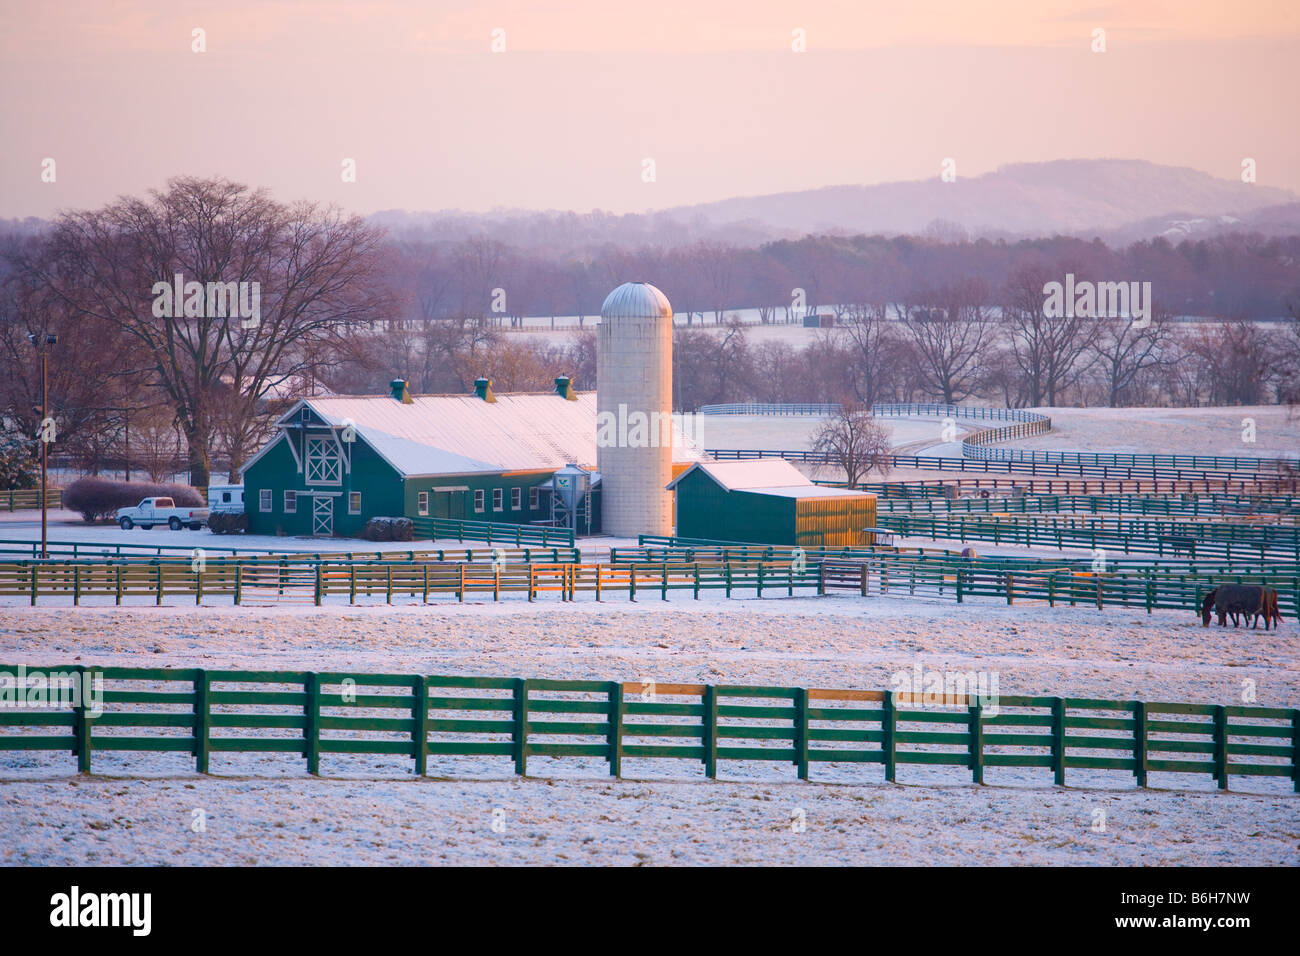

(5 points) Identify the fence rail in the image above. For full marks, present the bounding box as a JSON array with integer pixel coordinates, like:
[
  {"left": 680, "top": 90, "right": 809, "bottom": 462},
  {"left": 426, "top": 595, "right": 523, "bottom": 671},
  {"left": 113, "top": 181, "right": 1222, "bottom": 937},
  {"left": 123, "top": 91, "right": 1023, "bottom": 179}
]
[
  {"left": 709, "top": 448, "right": 1299, "bottom": 489},
  {"left": 874, "top": 492, "right": 1300, "bottom": 518},
  {"left": 0, "top": 665, "right": 1293, "bottom": 791},
  {"left": 9, "top": 547, "right": 1297, "bottom": 616},
  {"left": 698, "top": 403, "right": 842, "bottom": 416},
  {"left": 876, "top": 513, "right": 1300, "bottom": 562},
  {"left": 2, "top": 489, "right": 62, "bottom": 511},
  {"left": 410, "top": 516, "right": 575, "bottom": 548}
]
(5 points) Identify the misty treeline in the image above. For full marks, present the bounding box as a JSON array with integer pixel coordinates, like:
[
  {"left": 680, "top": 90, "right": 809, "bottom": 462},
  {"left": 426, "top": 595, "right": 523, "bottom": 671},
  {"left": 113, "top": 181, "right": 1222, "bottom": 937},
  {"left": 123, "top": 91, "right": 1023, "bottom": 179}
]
[{"left": 2, "top": 176, "right": 1299, "bottom": 487}]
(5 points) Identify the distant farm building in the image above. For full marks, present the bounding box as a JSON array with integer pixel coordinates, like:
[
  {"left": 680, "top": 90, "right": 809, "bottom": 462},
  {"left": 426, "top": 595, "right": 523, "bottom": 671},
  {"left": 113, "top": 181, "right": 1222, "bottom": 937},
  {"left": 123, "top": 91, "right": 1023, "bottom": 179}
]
[
  {"left": 667, "top": 459, "right": 877, "bottom": 547},
  {"left": 240, "top": 377, "right": 702, "bottom": 538}
]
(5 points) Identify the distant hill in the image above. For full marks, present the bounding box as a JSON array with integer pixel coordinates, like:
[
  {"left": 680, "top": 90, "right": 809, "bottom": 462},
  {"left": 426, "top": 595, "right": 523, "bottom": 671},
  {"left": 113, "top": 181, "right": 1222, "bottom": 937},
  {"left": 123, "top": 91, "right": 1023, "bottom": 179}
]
[{"left": 664, "top": 159, "right": 1297, "bottom": 240}]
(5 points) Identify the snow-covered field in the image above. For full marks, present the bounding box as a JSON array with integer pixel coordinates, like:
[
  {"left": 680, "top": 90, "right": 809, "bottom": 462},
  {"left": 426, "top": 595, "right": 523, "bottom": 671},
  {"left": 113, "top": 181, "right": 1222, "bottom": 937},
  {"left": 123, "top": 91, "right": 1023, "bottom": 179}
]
[
  {"left": 1006, "top": 406, "right": 1299, "bottom": 460},
  {"left": 1, "top": 597, "right": 1295, "bottom": 865},
  {"left": 699, "top": 415, "right": 952, "bottom": 452}
]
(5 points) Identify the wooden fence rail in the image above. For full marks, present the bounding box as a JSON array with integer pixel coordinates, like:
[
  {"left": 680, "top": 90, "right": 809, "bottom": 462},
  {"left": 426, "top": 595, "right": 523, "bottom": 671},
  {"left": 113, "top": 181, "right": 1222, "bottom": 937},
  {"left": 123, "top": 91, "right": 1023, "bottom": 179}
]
[
  {"left": 4, "top": 555, "right": 1298, "bottom": 617},
  {"left": 877, "top": 513, "right": 1300, "bottom": 562},
  {"left": 0, "top": 665, "right": 1293, "bottom": 791},
  {"left": 2, "top": 489, "right": 62, "bottom": 511}
]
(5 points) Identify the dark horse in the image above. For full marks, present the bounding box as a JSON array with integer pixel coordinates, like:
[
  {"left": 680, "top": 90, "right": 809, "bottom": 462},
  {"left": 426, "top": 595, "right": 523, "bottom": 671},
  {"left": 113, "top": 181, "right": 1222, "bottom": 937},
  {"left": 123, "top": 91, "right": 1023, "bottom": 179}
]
[{"left": 1200, "top": 585, "right": 1283, "bottom": 629}]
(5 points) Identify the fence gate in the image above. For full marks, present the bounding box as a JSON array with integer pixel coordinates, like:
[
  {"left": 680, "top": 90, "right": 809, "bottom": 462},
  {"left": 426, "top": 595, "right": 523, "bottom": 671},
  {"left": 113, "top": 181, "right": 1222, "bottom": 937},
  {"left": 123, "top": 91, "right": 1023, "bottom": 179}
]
[{"left": 312, "top": 496, "right": 333, "bottom": 536}]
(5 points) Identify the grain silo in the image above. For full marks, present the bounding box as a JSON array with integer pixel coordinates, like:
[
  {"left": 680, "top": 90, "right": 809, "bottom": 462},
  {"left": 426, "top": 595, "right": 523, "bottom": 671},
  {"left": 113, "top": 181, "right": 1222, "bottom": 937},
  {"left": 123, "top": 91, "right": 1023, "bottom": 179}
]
[{"left": 598, "top": 281, "right": 674, "bottom": 537}]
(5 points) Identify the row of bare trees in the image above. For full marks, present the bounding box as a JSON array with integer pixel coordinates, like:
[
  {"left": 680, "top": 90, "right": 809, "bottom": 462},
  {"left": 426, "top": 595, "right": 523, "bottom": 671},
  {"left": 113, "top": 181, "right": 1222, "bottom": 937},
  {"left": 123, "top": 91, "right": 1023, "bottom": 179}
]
[{"left": 3, "top": 177, "right": 1298, "bottom": 492}]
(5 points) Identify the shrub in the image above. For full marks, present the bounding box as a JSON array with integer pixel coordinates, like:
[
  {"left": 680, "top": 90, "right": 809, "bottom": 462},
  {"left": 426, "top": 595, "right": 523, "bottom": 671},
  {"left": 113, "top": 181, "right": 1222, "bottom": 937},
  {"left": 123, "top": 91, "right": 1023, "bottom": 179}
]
[
  {"left": 361, "top": 516, "right": 413, "bottom": 542},
  {"left": 208, "top": 512, "right": 249, "bottom": 534},
  {"left": 0, "top": 433, "right": 38, "bottom": 491},
  {"left": 63, "top": 477, "right": 205, "bottom": 523}
]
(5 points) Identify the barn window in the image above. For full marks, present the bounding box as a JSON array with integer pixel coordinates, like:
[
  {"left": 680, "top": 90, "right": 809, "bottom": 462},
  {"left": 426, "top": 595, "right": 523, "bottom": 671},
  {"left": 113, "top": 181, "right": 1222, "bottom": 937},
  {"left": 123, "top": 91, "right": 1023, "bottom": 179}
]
[
  {"left": 284, "top": 490, "right": 297, "bottom": 513},
  {"left": 417, "top": 492, "right": 429, "bottom": 516},
  {"left": 510, "top": 487, "right": 521, "bottom": 510},
  {"left": 492, "top": 489, "right": 503, "bottom": 511},
  {"left": 474, "top": 490, "right": 485, "bottom": 513},
  {"left": 529, "top": 487, "right": 539, "bottom": 510},
  {"left": 349, "top": 492, "right": 362, "bottom": 514},
  {"left": 259, "top": 489, "right": 271, "bottom": 512},
  {"left": 305, "top": 436, "right": 342, "bottom": 484}
]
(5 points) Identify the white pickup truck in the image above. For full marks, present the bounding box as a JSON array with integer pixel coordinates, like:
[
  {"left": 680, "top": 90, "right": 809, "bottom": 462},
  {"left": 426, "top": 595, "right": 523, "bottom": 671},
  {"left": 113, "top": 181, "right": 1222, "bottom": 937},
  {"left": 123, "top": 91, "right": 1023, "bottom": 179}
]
[{"left": 117, "top": 497, "right": 210, "bottom": 531}]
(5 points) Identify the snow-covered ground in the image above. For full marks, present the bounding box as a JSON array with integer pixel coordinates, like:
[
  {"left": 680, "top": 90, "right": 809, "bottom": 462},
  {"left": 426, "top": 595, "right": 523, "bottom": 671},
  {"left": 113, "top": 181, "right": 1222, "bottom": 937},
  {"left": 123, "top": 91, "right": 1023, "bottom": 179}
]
[
  {"left": 1, "top": 597, "right": 1295, "bottom": 865},
  {"left": 699, "top": 415, "right": 950, "bottom": 452},
  {"left": 1005, "top": 406, "right": 1299, "bottom": 460}
]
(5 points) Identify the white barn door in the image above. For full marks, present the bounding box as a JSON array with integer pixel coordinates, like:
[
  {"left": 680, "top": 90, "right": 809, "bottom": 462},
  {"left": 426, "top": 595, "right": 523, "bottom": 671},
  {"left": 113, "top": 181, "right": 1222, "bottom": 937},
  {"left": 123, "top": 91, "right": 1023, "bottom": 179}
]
[{"left": 312, "top": 496, "right": 333, "bottom": 536}]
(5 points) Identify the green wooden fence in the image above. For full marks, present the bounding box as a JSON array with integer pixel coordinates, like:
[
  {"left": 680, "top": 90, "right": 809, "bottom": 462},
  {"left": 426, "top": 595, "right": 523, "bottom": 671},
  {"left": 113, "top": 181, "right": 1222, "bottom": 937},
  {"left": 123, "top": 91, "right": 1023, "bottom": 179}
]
[
  {"left": 2, "top": 489, "right": 62, "bottom": 511},
  {"left": 0, "top": 666, "right": 1293, "bottom": 791},
  {"left": 877, "top": 513, "right": 1300, "bottom": 562},
  {"left": 409, "top": 516, "right": 575, "bottom": 548},
  {"left": 5, "top": 552, "right": 1298, "bottom": 617}
]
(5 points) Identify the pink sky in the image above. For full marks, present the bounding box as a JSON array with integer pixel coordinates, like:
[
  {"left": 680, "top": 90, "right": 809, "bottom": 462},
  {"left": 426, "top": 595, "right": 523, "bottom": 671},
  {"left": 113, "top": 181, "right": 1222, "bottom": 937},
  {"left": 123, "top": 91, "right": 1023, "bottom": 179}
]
[{"left": 1, "top": 0, "right": 1297, "bottom": 218}]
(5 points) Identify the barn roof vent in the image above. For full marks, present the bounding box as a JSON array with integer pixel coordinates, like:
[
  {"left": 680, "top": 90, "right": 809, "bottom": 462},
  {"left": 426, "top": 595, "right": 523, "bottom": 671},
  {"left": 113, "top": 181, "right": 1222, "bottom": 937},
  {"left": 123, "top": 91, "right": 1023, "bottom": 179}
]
[
  {"left": 389, "top": 379, "right": 412, "bottom": 404},
  {"left": 473, "top": 377, "right": 497, "bottom": 403},
  {"left": 554, "top": 375, "right": 578, "bottom": 400}
]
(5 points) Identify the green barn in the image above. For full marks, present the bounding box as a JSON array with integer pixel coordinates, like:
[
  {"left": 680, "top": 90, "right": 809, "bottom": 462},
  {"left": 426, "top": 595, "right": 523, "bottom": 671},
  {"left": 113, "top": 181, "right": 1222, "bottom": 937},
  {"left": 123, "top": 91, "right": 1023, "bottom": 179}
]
[
  {"left": 241, "top": 377, "right": 701, "bottom": 538},
  {"left": 667, "top": 459, "right": 877, "bottom": 548}
]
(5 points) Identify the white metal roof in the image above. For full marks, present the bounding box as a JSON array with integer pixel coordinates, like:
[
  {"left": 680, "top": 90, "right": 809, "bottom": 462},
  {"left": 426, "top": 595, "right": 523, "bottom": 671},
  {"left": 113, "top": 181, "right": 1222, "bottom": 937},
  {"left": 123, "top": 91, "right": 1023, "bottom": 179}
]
[
  {"left": 666, "top": 458, "right": 811, "bottom": 491},
  {"left": 265, "top": 392, "right": 703, "bottom": 477},
  {"left": 601, "top": 281, "right": 673, "bottom": 319}
]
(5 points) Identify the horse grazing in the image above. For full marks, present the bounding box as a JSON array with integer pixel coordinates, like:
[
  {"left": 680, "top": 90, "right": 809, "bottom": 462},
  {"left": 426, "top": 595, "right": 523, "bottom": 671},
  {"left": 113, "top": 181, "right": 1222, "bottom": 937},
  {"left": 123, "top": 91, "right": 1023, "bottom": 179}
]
[{"left": 1200, "top": 585, "right": 1282, "bottom": 630}]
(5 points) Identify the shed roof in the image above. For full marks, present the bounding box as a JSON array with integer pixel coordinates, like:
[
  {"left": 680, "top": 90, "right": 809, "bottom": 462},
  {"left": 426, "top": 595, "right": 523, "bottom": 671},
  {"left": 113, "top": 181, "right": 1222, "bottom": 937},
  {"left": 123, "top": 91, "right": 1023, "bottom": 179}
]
[
  {"left": 666, "top": 459, "right": 874, "bottom": 499},
  {"left": 665, "top": 458, "right": 810, "bottom": 492}
]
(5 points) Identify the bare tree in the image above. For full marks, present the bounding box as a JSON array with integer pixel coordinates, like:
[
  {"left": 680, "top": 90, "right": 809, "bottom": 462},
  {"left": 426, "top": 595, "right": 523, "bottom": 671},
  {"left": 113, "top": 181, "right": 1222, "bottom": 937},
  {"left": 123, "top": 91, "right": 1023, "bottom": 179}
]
[
  {"left": 44, "top": 177, "right": 389, "bottom": 486},
  {"left": 1091, "top": 312, "right": 1174, "bottom": 406},
  {"left": 812, "top": 406, "right": 892, "bottom": 486},
  {"left": 838, "top": 302, "right": 902, "bottom": 409},
  {"left": 897, "top": 279, "right": 993, "bottom": 404},
  {"left": 1001, "top": 264, "right": 1099, "bottom": 406}
]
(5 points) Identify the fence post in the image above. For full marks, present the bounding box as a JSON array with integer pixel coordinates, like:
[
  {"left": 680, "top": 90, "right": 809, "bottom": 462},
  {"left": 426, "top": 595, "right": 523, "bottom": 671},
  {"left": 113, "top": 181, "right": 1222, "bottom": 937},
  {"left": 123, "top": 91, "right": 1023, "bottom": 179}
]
[
  {"left": 513, "top": 678, "right": 530, "bottom": 776},
  {"left": 194, "top": 669, "right": 211, "bottom": 773},
  {"left": 304, "top": 672, "right": 321, "bottom": 775},
  {"left": 73, "top": 664, "right": 92, "bottom": 773},
  {"left": 1132, "top": 700, "right": 1147, "bottom": 787},
  {"left": 607, "top": 681, "right": 623, "bottom": 777},
  {"left": 794, "top": 687, "right": 809, "bottom": 780},
  {"left": 1051, "top": 698, "right": 1066, "bottom": 786},
  {"left": 1213, "top": 704, "right": 1229, "bottom": 791},
  {"left": 969, "top": 698, "right": 984, "bottom": 784},
  {"left": 155, "top": 563, "right": 163, "bottom": 606},
  {"left": 412, "top": 675, "right": 429, "bottom": 776},
  {"left": 882, "top": 690, "right": 897, "bottom": 783},
  {"left": 661, "top": 562, "right": 669, "bottom": 601},
  {"left": 703, "top": 685, "right": 718, "bottom": 779},
  {"left": 1292, "top": 709, "right": 1300, "bottom": 794}
]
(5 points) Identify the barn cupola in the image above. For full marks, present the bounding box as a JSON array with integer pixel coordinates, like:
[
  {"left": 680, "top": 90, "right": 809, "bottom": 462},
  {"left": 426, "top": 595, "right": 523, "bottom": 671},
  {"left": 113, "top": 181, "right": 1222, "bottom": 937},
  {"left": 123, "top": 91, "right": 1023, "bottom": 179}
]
[{"left": 389, "top": 379, "right": 413, "bottom": 404}]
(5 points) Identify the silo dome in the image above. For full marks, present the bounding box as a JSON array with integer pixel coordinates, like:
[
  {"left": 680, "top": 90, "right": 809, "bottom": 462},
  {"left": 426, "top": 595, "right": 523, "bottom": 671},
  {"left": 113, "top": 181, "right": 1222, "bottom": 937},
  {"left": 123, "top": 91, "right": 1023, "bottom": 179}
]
[
  {"left": 597, "top": 281, "right": 674, "bottom": 538},
  {"left": 601, "top": 281, "right": 673, "bottom": 320}
]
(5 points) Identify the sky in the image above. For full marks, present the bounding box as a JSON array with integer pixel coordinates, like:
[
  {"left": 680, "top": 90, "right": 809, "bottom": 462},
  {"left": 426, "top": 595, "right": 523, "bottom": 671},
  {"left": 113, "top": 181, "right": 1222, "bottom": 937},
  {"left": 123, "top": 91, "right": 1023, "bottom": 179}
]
[{"left": 1, "top": 0, "right": 1297, "bottom": 219}]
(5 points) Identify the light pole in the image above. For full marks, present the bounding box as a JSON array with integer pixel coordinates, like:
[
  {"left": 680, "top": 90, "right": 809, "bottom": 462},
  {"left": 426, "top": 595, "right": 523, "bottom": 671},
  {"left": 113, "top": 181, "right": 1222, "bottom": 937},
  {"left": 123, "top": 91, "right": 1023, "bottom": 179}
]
[{"left": 27, "top": 333, "right": 57, "bottom": 560}]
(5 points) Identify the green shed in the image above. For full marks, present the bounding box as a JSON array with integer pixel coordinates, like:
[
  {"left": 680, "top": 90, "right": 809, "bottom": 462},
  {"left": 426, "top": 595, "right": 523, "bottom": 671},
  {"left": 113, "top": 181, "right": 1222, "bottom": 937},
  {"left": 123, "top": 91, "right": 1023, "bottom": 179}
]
[{"left": 668, "top": 459, "right": 877, "bottom": 547}]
